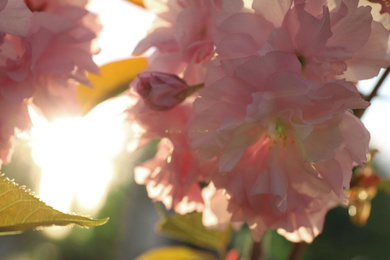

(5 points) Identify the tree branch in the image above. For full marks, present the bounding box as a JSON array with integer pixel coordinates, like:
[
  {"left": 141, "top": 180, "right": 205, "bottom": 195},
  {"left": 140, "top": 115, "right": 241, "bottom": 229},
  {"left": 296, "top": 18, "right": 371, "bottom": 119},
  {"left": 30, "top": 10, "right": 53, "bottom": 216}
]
[{"left": 354, "top": 67, "right": 390, "bottom": 118}]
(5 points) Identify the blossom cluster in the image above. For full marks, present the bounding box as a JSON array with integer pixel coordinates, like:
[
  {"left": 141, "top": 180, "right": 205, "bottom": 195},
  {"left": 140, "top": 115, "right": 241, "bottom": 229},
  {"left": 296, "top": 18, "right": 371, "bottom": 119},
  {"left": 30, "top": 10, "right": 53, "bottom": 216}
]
[
  {"left": 128, "top": 0, "right": 389, "bottom": 243},
  {"left": 0, "top": 0, "right": 100, "bottom": 165}
]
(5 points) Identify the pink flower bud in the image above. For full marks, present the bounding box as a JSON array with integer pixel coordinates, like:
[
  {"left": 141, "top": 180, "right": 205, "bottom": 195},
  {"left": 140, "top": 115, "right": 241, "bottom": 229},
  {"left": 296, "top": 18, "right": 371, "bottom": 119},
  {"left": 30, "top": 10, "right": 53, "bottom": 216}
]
[{"left": 134, "top": 71, "right": 188, "bottom": 110}]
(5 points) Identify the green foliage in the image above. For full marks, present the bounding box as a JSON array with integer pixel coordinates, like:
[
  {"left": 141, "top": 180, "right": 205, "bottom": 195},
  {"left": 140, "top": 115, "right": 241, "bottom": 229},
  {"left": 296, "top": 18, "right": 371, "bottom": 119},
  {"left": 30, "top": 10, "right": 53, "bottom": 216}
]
[
  {"left": 231, "top": 224, "right": 254, "bottom": 260},
  {"left": 0, "top": 174, "right": 108, "bottom": 235},
  {"left": 157, "top": 211, "right": 232, "bottom": 258}
]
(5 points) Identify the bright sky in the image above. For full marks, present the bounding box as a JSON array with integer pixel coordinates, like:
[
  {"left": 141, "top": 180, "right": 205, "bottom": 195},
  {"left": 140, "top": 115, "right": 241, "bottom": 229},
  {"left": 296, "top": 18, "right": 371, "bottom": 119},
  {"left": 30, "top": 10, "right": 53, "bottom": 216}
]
[
  {"left": 88, "top": 0, "right": 155, "bottom": 65},
  {"left": 358, "top": 73, "right": 390, "bottom": 176}
]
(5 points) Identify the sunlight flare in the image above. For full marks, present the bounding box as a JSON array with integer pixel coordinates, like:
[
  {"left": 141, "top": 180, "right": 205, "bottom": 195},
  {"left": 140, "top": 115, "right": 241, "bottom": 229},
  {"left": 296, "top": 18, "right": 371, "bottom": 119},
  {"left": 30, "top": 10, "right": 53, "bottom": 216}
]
[{"left": 29, "top": 97, "right": 129, "bottom": 221}]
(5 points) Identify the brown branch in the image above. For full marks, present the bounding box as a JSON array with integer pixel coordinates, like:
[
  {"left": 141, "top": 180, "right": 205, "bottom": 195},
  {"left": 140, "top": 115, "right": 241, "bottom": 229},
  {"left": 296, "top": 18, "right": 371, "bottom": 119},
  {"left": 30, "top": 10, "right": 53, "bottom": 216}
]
[
  {"left": 354, "top": 67, "right": 390, "bottom": 118},
  {"left": 287, "top": 242, "right": 307, "bottom": 260},
  {"left": 250, "top": 241, "right": 262, "bottom": 260}
]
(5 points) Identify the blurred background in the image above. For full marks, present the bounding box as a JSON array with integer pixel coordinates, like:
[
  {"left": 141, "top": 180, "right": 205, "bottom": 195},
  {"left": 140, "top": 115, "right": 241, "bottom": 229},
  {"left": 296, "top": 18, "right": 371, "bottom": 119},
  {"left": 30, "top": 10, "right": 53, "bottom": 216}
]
[{"left": 1, "top": 0, "right": 390, "bottom": 259}]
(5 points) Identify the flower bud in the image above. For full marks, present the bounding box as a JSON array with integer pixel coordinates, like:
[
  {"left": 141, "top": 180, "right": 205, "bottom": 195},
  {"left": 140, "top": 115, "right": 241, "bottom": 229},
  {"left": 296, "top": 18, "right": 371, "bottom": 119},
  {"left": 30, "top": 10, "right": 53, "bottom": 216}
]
[{"left": 134, "top": 71, "right": 188, "bottom": 110}]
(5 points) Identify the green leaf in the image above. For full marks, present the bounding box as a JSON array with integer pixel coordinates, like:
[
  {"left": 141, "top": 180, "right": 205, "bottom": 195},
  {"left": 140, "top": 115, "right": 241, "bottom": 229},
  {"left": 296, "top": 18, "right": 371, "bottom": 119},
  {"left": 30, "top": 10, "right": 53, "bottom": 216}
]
[
  {"left": 77, "top": 57, "right": 148, "bottom": 115},
  {"left": 125, "top": 0, "right": 145, "bottom": 8},
  {"left": 157, "top": 211, "right": 232, "bottom": 257},
  {"left": 232, "top": 224, "right": 253, "bottom": 260},
  {"left": 378, "top": 180, "right": 390, "bottom": 193},
  {"left": 0, "top": 174, "right": 108, "bottom": 234},
  {"left": 135, "top": 246, "right": 217, "bottom": 260}
]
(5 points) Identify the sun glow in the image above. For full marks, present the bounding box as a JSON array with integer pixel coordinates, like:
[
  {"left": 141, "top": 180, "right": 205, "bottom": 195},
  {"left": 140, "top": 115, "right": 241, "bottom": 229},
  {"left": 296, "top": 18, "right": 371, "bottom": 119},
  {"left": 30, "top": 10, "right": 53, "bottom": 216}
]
[{"left": 28, "top": 97, "right": 129, "bottom": 237}]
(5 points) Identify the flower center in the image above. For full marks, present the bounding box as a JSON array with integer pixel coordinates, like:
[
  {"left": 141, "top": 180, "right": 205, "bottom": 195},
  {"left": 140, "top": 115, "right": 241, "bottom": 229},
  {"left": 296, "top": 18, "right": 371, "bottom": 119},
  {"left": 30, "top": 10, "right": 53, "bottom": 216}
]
[
  {"left": 268, "top": 120, "right": 288, "bottom": 143},
  {"left": 297, "top": 54, "right": 305, "bottom": 68}
]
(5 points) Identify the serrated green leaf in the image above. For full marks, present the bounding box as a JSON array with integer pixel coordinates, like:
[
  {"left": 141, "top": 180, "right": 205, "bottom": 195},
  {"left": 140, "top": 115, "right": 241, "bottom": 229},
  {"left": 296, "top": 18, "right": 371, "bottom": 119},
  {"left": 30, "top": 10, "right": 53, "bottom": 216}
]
[
  {"left": 135, "top": 246, "right": 217, "bottom": 260},
  {"left": 157, "top": 212, "right": 232, "bottom": 257},
  {"left": 125, "top": 0, "right": 145, "bottom": 8},
  {"left": 0, "top": 174, "right": 108, "bottom": 234},
  {"left": 77, "top": 57, "right": 147, "bottom": 115}
]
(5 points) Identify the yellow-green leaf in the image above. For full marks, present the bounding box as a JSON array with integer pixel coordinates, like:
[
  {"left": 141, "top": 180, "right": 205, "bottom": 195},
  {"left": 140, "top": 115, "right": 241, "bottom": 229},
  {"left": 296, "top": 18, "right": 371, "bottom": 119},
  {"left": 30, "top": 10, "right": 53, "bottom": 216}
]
[
  {"left": 125, "top": 0, "right": 145, "bottom": 8},
  {"left": 157, "top": 212, "right": 232, "bottom": 257},
  {"left": 135, "top": 246, "right": 217, "bottom": 260},
  {"left": 0, "top": 175, "right": 108, "bottom": 234},
  {"left": 77, "top": 57, "right": 147, "bottom": 115}
]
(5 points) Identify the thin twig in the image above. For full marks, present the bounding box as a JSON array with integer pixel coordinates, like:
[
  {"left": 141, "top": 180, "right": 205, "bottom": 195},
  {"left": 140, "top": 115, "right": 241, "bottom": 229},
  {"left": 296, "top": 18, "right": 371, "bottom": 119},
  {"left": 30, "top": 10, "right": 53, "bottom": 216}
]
[
  {"left": 287, "top": 242, "right": 307, "bottom": 260},
  {"left": 354, "top": 67, "right": 390, "bottom": 118},
  {"left": 250, "top": 241, "right": 262, "bottom": 260}
]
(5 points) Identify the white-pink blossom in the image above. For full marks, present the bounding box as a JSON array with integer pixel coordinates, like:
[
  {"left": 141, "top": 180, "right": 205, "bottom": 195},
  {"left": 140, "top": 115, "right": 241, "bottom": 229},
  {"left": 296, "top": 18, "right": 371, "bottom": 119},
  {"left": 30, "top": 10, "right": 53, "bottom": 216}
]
[
  {"left": 127, "top": 0, "right": 384, "bottom": 243},
  {"left": 133, "top": 0, "right": 220, "bottom": 85},
  {"left": 189, "top": 51, "right": 370, "bottom": 242},
  {"left": 215, "top": 0, "right": 390, "bottom": 81},
  {"left": 135, "top": 138, "right": 212, "bottom": 214},
  {"left": 0, "top": 0, "right": 100, "bottom": 165},
  {"left": 128, "top": 71, "right": 217, "bottom": 212}
]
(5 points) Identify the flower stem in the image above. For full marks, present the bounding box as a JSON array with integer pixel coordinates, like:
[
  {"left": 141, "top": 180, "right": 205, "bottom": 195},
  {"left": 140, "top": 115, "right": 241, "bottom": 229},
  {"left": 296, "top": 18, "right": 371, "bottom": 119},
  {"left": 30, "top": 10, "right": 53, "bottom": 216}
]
[
  {"left": 354, "top": 67, "right": 390, "bottom": 118},
  {"left": 175, "top": 83, "right": 204, "bottom": 100},
  {"left": 250, "top": 241, "right": 262, "bottom": 260},
  {"left": 287, "top": 242, "right": 307, "bottom": 260}
]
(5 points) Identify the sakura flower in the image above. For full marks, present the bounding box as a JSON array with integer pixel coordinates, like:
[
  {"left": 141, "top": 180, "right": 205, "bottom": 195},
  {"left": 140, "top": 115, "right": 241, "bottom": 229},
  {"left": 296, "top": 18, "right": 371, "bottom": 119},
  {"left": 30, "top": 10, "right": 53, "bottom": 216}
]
[
  {"left": 0, "top": 0, "right": 100, "bottom": 166},
  {"left": 0, "top": 97, "right": 31, "bottom": 165},
  {"left": 0, "top": 0, "right": 32, "bottom": 37},
  {"left": 27, "top": 7, "right": 100, "bottom": 118},
  {"left": 189, "top": 51, "right": 370, "bottom": 242},
  {"left": 127, "top": 86, "right": 192, "bottom": 149},
  {"left": 135, "top": 138, "right": 212, "bottom": 214},
  {"left": 0, "top": 2, "right": 100, "bottom": 118},
  {"left": 128, "top": 76, "right": 213, "bottom": 213},
  {"left": 215, "top": 0, "right": 390, "bottom": 81},
  {"left": 133, "top": 0, "right": 220, "bottom": 85},
  {"left": 201, "top": 181, "right": 232, "bottom": 230}
]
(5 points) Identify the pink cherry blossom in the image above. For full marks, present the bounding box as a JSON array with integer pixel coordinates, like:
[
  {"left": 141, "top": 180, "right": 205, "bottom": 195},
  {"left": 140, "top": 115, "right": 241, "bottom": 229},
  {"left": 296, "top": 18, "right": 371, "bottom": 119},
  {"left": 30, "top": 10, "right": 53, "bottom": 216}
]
[
  {"left": 201, "top": 181, "right": 232, "bottom": 230},
  {"left": 128, "top": 77, "right": 215, "bottom": 212},
  {"left": 135, "top": 138, "right": 212, "bottom": 214},
  {"left": 0, "top": 97, "right": 30, "bottom": 165},
  {"left": 189, "top": 51, "right": 370, "bottom": 242},
  {"left": 0, "top": 0, "right": 100, "bottom": 166},
  {"left": 215, "top": 0, "right": 390, "bottom": 81},
  {"left": 127, "top": 88, "right": 192, "bottom": 149},
  {"left": 0, "top": 2, "right": 100, "bottom": 117},
  {"left": 27, "top": 6, "right": 100, "bottom": 118},
  {"left": 133, "top": 0, "right": 220, "bottom": 85},
  {"left": 0, "top": 0, "right": 32, "bottom": 37}
]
